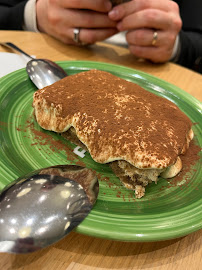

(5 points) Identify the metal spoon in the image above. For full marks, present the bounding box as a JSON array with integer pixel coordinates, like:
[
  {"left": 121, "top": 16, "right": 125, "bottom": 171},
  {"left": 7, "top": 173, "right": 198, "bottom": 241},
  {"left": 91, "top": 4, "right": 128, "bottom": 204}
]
[
  {"left": 0, "top": 42, "right": 67, "bottom": 89},
  {"left": 0, "top": 165, "right": 99, "bottom": 254}
]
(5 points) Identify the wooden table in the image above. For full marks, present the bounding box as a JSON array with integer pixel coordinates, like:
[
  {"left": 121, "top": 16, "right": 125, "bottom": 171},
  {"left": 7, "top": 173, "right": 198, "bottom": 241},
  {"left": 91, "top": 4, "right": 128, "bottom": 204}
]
[{"left": 0, "top": 31, "right": 201, "bottom": 270}]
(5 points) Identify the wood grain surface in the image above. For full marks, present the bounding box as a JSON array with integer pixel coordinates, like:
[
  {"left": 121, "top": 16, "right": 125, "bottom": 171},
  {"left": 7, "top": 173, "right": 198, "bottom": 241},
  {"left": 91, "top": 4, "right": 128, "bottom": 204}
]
[{"left": 0, "top": 30, "right": 201, "bottom": 270}]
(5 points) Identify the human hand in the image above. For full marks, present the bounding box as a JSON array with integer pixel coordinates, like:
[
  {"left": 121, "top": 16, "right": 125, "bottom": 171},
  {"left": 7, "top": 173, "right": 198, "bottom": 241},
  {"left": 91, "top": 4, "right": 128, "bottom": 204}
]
[
  {"left": 108, "top": 0, "right": 182, "bottom": 63},
  {"left": 36, "top": 0, "right": 118, "bottom": 45}
]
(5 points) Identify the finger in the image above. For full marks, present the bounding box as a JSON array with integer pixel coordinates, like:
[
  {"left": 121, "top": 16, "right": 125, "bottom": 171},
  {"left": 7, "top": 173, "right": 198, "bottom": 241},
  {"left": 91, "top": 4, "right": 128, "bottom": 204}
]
[
  {"left": 59, "top": 28, "right": 118, "bottom": 45},
  {"left": 129, "top": 45, "right": 173, "bottom": 63},
  {"left": 109, "top": 0, "right": 179, "bottom": 20},
  {"left": 63, "top": 9, "right": 117, "bottom": 28},
  {"left": 59, "top": 0, "right": 112, "bottom": 12},
  {"left": 126, "top": 29, "right": 176, "bottom": 47},
  {"left": 117, "top": 9, "right": 175, "bottom": 31},
  {"left": 73, "top": 28, "right": 118, "bottom": 44}
]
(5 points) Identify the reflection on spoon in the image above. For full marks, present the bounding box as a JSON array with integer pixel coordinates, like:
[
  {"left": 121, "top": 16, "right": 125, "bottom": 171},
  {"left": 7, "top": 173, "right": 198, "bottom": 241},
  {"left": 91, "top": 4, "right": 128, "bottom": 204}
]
[
  {"left": 26, "top": 59, "right": 67, "bottom": 89},
  {"left": 0, "top": 165, "right": 99, "bottom": 254},
  {"left": 0, "top": 42, "right": 67, "bottom": 89}
]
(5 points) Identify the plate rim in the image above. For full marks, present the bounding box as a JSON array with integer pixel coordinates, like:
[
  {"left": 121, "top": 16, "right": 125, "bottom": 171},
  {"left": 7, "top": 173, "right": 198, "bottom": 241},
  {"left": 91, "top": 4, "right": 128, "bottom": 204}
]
[{"left": 0, "top": 60, "right": 201, "bottom": 241}]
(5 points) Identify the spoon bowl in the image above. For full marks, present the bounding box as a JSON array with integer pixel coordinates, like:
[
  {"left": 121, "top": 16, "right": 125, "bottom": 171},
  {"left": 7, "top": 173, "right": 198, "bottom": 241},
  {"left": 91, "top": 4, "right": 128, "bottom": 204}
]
[
  {"left": 26, "top": 59, "right": 67, "bottom": 89},
  {"left": 0, "top": 165, "right": 99, "bottom": 254},
  {"left": 0, "top": 42, "right": 67, "bottom": 88}
]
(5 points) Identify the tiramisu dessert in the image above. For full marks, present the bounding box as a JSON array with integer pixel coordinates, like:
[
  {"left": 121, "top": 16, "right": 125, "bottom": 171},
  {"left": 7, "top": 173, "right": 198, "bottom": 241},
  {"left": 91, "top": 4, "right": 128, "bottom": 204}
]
[{"left": 33, "top": 70, "right": 194, "bottom": 198}]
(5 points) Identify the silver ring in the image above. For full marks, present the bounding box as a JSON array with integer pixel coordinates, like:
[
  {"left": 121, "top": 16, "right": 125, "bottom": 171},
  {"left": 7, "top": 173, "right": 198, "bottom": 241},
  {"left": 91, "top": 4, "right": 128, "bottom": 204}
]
[
  {"left": 152, "top": 31, "right": 158, "bottom": 46},
  {"left": 73, "top": 28, "right": 80, "bottom": 44}
]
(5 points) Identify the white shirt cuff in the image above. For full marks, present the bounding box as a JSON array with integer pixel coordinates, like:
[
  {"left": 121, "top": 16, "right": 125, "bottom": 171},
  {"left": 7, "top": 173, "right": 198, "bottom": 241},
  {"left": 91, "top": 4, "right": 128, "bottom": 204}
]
[
  {"left": 169, "top": 35, "right": 181, "bottom": 62},
  {"left": 23, "top": 0, "right": 39, "bottom": 32}
]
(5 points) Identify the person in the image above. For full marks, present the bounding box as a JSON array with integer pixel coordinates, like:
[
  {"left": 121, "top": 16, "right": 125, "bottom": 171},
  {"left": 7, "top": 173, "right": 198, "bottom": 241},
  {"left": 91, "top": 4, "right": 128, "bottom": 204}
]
[{"left": 0, "top": 0, "right": 202, "bottom": 73}]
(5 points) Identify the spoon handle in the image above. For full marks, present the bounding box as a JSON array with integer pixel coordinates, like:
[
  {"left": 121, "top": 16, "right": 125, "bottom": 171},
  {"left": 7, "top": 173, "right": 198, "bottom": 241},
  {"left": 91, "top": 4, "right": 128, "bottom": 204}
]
[{"left": 0, "top": 42, "right": 33, "bottom": 59}]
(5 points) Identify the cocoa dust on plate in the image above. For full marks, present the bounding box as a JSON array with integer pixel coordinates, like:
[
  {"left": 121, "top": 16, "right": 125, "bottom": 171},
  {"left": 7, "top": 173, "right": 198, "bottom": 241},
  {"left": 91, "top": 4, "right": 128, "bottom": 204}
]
[
  {"left": 2, "top": 116, "right": 201, "bottom": 202},
  {"left": 160, "top": 139, "right": 201, "bottom": 191}
]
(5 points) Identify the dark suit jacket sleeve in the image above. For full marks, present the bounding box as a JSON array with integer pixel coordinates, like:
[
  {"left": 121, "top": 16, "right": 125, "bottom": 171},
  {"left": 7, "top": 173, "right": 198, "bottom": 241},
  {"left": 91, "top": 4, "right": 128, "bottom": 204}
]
[
  {"left": 0, "top": 1, "right": 28, "bottom": 30},
  {"left": 175, "top": 0, "right": 202, "bottom": 72}
]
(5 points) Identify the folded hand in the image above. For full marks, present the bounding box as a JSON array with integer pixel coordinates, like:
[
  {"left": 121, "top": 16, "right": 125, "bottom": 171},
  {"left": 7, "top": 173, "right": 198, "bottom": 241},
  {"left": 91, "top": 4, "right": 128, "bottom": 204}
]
[
  {"left": 109, "top": 0, "right": 182, "bottom": 63},
  {"left": 36, "top": 0, "right": 117, "bottom": 45}
]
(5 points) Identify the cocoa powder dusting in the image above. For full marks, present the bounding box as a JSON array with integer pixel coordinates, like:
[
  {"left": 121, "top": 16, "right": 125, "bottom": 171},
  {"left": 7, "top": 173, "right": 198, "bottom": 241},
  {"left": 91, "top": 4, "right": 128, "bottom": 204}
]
[
  {"left": 5, "top": 114, "right": 201, "bottom": 204},
  {"left": 0, "top": 121, "right": 11, "bottom": 130},
  {"left": 0, "top": 121, "right": 8, "bottom": 127},
  {"left": 160, "top": 139, "right": 201, "bottom": 190},
  {"left": 16, "top": 116, "right": 85, "bottom": 167},
  {"left": 15, "top": 116, "right": 110, "bottom": 185},
  {"left": 33, "top": 70, "right": 192, "bottom": 169}
]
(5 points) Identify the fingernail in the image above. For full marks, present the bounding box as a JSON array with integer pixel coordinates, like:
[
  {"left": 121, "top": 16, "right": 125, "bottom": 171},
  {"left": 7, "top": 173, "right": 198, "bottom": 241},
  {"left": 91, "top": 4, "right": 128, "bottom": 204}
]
[{"left": 108, "top": 9, "right": 119, "bottom": 20}]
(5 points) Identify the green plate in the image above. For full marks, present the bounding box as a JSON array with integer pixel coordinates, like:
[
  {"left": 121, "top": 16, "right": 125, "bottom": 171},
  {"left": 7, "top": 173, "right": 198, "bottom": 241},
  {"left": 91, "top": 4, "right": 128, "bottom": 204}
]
[{"left": 0, "top": 61, "right": 201, "bottom": 241}]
